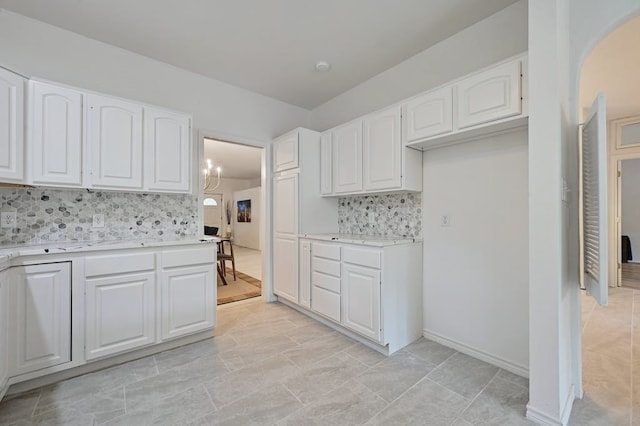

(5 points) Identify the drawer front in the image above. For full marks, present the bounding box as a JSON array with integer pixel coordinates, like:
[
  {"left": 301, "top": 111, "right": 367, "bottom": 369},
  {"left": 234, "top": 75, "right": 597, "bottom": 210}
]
[
  {"left": 312, "top": 271, "right": 340, "bottom": 293},
  {"left": 343, "top": 247, "right": 381, "bottom": 269},
  {"left": 311, "top": 286, "right": 340, "bottom": 322},
  {"left": 312, "top": 242, "right": 341, "bottom": 260},
  {"left": 312, "top": 257, "right": 341, "bottom": 277},
  {"left": 162, "top": 246, "right": 215, "bottom": 268},
  {"left": 85, "top": 252, "right": 155, "bottom": 277}
]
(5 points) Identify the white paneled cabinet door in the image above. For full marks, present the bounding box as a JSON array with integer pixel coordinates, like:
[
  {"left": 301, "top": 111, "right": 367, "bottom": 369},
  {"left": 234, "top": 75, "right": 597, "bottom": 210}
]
[
  {"left": 85, "top": 272, "right": 156, "bottom": 360},
  {"left": 0, "top": 273, "right": 7, "bottom": 390},
  {"left": 457, "top": 60, "right": 521, "bottom": 129},
  {"left": 320, "top": 132, "right": 333, "bottom": 195},
  {"left": 274, "top": 131, "right": 299, "bottom": 172},
  {"left": 333, "top": 121, "right": 363, "bottom": 194},
  {"left": 144, "top": 108, "right": 191, "bottom": 192},
  {"left": 404, "top": 86, "right": 453, "bottom": 142},
  {"left": 0, "top": 68, "right": 24, "bottom": 182},
  {"left": 12, "top": 263, "right": 71, "bottom": 375},
  {"left": 363, "top": 106, "right": 401, "bottom": 191},
  {"left": 30, "top": 82, "right": 83, "bottom": 186},
  {"left": 87, "top": 94, "right": 143, "bottom": 189},
  {"left": 274, "top": 236, "right": 298, "bottom": 303},
  {"left": 274, "top": 172, "right": 299, "bottom": 235},
  {"left": 299, "top": 240, "right": 311, "bottom": 309},
  {"left": 161, "top": 265, "right": 215, "bottom": 340},
  {"left": 342, "top": 263, "right": 381, "bottom": 342}
]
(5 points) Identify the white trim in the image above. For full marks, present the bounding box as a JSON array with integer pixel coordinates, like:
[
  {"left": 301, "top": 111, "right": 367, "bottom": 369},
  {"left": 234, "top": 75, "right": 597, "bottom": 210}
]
[
  {"left": 422, "top": 328, "right": 528, "bottom": 378},
  {"left": 525, "top": 385, "right": 574, "bottom": 426}
]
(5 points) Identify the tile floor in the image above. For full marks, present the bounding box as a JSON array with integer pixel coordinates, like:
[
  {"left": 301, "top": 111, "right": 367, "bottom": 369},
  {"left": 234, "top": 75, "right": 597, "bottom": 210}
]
[
  {"left": 569, "top": 286, "right": 640, "bottom": 425},
  {"left": 0, "top": 299, "right": 533, "bottom": 425},
  {"left": 232, "top": 246, "right": 262, "bottom": 280}
]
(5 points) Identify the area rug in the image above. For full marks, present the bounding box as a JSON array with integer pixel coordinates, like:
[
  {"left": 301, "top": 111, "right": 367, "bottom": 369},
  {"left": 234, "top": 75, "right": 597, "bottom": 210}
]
[{"left": 217, "top": 269, "right": 262, "bottom": 305}]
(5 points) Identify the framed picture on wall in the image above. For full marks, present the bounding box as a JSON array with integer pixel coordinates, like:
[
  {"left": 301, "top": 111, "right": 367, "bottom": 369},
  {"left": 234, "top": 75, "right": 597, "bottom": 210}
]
[{"left": 237, "top": 199, "right": 251, "bottom": 222}]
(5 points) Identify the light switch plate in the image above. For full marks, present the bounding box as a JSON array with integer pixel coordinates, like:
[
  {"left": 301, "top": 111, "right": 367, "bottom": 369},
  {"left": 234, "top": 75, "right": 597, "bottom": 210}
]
[
  {"left": 440, "top": 215, "right": 451, "bottom": 227},
  {"left": 1, "top": 211, "right": 17, "bottom": 228}
]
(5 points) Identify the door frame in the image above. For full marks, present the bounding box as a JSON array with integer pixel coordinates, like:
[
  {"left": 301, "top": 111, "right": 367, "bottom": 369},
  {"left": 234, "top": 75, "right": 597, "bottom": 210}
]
[{"left": 196, "top": 128, "right": 274, "bottom": 302}]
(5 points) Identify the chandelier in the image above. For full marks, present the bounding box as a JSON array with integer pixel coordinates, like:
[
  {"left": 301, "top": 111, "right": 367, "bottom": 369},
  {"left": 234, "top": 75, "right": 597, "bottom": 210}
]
[{"left": 203, "top": 159, "right": 221, "bottom": 191}]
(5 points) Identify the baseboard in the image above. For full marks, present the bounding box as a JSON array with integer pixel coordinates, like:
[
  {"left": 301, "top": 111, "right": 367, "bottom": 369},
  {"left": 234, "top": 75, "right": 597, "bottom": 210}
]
[
  {"left": 560, "top": 384, "right": 576, "bottom": 425},
  {"left": 422, "top": 329, "right": 528, "bottom": 378},
  {"left": 525, "top": 384, "right": 575, "bottom": 426}
]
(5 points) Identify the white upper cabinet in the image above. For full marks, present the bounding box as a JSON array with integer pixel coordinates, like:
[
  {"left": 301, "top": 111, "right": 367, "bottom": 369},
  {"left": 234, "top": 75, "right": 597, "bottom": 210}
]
[
  {"left": 457, "top": 60, "right": 522, "bottom": 129},
  {"left": 274, "top": 172, "right": 299, "bottom": 235},
  {"left": 144, "top": 107, "right": 191, "bottom": 192},
  {"left": 320, "top": 132, "right": 332, "bottom": 195},
  {"left": 363, "top": 105, "right": 402, "bottom": 191},
  {"left": 29, "top": 81, "right": 83, "bottom": 187},
  {"left": 404, "top": 86, "right": 453, "bottom": 142},
  {"left": 274, "top": 131, "right": 299, "bottom": 172},
  {"left": 87, "top": 94, "right": 144, "bottom": 190},
  {"left": 333, "top": 120, "right": 363, "bottom": 194},
  {"left": 0, "top": 68, "right": 24, "bottom": 183}
]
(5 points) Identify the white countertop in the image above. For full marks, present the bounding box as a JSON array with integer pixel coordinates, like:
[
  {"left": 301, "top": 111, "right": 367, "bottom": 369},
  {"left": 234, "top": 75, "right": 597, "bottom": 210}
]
[
  {"left": 0, "top": 236, "right": 219, "bottom": 262},
  {"left": 300, "top": 233, "right": 421, "bottom": 247}
]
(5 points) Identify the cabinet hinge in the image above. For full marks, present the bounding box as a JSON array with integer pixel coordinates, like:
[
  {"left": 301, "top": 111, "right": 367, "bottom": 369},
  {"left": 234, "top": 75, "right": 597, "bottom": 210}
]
[{"left": 618, "top": 170, "right": 622, "bottom": 178}]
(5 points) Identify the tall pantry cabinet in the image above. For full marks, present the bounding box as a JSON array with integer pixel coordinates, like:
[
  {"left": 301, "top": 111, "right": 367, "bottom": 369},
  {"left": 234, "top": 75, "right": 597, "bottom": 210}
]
[{"left": 273, "top": 128, "right": 337, "bottom": 304}]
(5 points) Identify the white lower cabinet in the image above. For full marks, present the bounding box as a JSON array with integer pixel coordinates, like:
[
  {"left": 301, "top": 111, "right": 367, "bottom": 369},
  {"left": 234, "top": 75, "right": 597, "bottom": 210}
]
[
  {"left": 342, "top": 263, "right": 381, "bottom": 342},
  {"left": 299, "top": 240, "right": 311, "bottom": 309},
  {"left": 11, "top": 262, "right": 71, "bottom": 375},
  {"left": 0, "top": 270, "right": 8, "bottom": 394},
  {"left": 274, "top": 236, "right": 299, "bottom": 303},
  {"left": 85, "top": 271, "right": 156, "bottom": 360},
  {"left": 85, "top": 252, "right": 157, "bottom": 360},
  {"left": 303, "top": 239, "right": 421, "bottom": 354}
]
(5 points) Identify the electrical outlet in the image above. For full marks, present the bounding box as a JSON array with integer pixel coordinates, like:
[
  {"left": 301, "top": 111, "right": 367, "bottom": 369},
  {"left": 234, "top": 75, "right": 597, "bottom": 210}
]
[
  {"left": 440, "top": 215, "right": 451, "bottom": 227},
  {"left": 92, "top": 214, "right": 105, "bottom": 228},
  {"left": 368, "top": 212, "right": 376, "bottom": 224},
  {"left": 1, "top": 211, "right": 17, "bottom": 228}
]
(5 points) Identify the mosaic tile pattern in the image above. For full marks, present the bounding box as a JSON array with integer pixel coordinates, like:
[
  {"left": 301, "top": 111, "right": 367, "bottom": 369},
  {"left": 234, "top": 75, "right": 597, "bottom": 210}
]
[
  {"left": 0, "top": 188, "right": 198, "bottom": 246},
  {"left": 338, "top": 192, "right": 422, "bottom": 238}
]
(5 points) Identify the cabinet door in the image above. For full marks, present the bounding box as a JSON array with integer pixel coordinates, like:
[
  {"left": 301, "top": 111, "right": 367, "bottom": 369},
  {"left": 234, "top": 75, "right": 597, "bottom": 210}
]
[
  {"left": 299, "top": 240, "right": 311, "bottom": 309},
  {"left": 144, "top": 108, "right": 191, "bottom": 192},
  {"left": 274, "top": 131, "right": 299, "bottom": 172},
  {"left": 405, "top": 86, "right": 453, "bottom": 142},
  {"left": 363, "top": 106, "right": 401, "bottom": 191},
  {"left": 85, "top": 272, "right": 155, "bottom": 360},
  {"left": 12, "top": 263, "right": 71, "bottom": 375},
  {"left": 0, "top": 68, "right": 24, "bottom": 182},
  {"left": 161, "top": 265, "right": 215, "bottom": 340},
  {"left": 320, "top": 132, "right": 332, "bottom": 195},
  {"left": 342, "top": 263, "right": 381, "bottom": 342},
  {"left": 332, "top": 121, "right": 363, "bottom": 194},
  {"left": 457, "top": 60, "right": 521, "bottom": 129},
  {"left": 30, "top": 81, "right": 83, "bottom": 186},
  {"left": 274, "top": 235, "right": 298, "bottom": 303},
  {"left": 87, "top": 94, "right": 143, "bottom": 189},
  {"left": 274, "top": 172, "right": 298, "bottom": 235},
  {"left": 0, "top": 273, "right": 7, "bottom": 389}
]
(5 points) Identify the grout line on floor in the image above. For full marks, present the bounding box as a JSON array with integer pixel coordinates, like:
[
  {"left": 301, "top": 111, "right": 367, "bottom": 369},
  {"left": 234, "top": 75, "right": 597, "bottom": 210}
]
[{"left": 460, "top": 369, "right": 501, "bottom": 415}]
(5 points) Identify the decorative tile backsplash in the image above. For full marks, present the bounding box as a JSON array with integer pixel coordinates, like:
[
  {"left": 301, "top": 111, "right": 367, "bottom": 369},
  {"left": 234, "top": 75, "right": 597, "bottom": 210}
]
[
  {"left": 338, "top": 193, "right": 422, "bottom": 238},
  {"left": 0, "top": 188, "right": 198, "bottom": 246}
]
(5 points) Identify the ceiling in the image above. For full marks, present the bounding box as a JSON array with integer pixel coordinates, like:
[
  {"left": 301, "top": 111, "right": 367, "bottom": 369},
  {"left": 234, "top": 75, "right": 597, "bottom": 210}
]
[
  {"left": 0, "top": 0, "right": 518, "bottom": 109},
  {"left": 204, "top": 138, "right": 262, "bottom": 180},
  {"left": 580, "top": 16, "right": 640, "bottom": 121}
]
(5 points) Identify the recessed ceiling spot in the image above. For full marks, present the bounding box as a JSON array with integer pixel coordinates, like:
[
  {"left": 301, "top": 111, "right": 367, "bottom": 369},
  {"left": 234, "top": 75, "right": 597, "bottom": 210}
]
[{"left": 315, "top": 61, "right": 331, "bottom": 72}]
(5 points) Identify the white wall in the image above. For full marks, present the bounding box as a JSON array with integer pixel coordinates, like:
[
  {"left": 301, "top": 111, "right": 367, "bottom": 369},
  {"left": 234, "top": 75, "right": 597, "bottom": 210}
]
[
  {"left": 622, "top": 159, "right": 640, "bottom": 258},
  {"left": 232, "top": 187, "right": 261, "bottom": 250},
  {"left": 0, "top": 9, "right": 310, "bottom": 143},
  {"left": 423, "top": 130, "right": 529, "bottom": 374},
  {"left": 309, "top": 0, "right": 528, "bottom": 130}
]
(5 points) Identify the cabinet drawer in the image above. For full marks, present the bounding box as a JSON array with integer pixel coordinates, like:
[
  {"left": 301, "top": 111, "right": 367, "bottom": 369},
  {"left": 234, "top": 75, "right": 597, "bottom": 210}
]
[
  {"left": 311, "top": 286, "right": 340, "bottom": 322},
  {"left": 162, "top": 247, "right": 215, "bottom": 268},
  {"left": 312, "top": 242, "right": 341, "bottom": 260},
  {"left": 312, "top": 271, "right": 340, "bottom": 293},
  {"left": 85, "top": 252, "right": 155, "bottom": 277},
  {"left": 343, "top": 247, "right": 381, "bottom": 269},
  {"left": 312, "top": 257, "right": 340, "bottom": 277}
]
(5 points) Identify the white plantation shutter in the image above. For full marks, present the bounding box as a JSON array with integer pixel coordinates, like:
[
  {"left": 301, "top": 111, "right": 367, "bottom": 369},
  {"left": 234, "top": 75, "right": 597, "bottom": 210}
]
[{"left": 581, "top": 93, "right": 608, "bottom": 306}]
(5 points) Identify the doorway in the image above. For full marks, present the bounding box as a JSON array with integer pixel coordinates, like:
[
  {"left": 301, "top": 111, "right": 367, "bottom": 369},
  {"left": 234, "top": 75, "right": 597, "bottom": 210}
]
[
  {"left": 619, "top": 157, "right": 640, "bottom": 290},
  {"left": 202, "top": 137, "right": 265, "bottom": 305}
]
